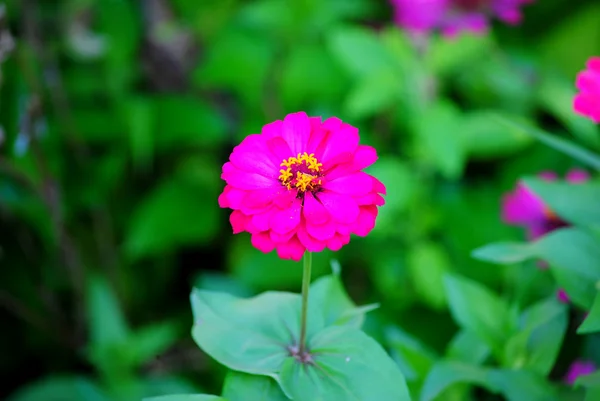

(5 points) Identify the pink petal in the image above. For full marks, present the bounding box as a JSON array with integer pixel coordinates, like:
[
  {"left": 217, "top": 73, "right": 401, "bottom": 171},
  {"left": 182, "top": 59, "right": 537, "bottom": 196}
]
[
  {"left": 372, "top": 176, "right": 387, "bottom": 195},
  {"left": 241, "top": 187, "right": 285, "bottom": 212},
  {"left": 323, "top": 172, "right": 373, "bottom": 196},
  {"left": 251, "top": 232, "right": 276, "bottom": 253},
  {"left": 251, "top": 210, "right": 272, "bottom": 232},
  {"left": 588, "top": 57, "right": 600, "bottom": 71},
  {"left": 275, "top": 236, "right": 305, "bottom": 261},
  {"left": 267, "top": 137, "right": 294, "bottom": 162},
  {"left": 230, "top": 147, "right": 278, "bottom": 179},
  {"left": 351, "top": 145, "right": 378, "bottom": 170},
  {"left": 273, "top": 190, "right": 297, "bottom": 209},
  {"left": 230, "top": 210, "right": 249, "bottom": 234},
  {"left": 318, "top": 191, "right": 360, "bottom": 224},
  {"left": 281, "top": 112, "right": 311, "bottom": 155},
  {"left": 261, "top": 119, "right": 283, "bottom": 140},
  {"left": 501, "top": 183, "right": 546, "bottom": 225},
  {"left": 220, "top": 186, "right": 246, "bottom": 209},
  {"left": 305, "top": 220, "right": 336, "bottom": 241},
  {"left": 270, "top": 199, "right": 302, "bottom": 234},
  {"left": 297, "top": 223, "right": 326, "bottom": 252},
  {"left": 222, "top": 162, "right": 280, "bottom": 190},
  {"left": 270, "top": 229, "right": 296, "bottom": 243},
  {"left": 303, "top": 192, "right": 330, "bottom": 225},
  {"left": 317, "top": 122, "right": 359, "bottom": 166},
  {"left": 306, "top": 123, "right": 328, "bottom": 155},
  {"left": 327, "top": 233, "right": 350, "bottom": 252},
  {"left": 218, "top": 186, "right": 232, "bottom": 208},
  {"left": 353, "top": 206, "right": 378, "bottom": 237}
]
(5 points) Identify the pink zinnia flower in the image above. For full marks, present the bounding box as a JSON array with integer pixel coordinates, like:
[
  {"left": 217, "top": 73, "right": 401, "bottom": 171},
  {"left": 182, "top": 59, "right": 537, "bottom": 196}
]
[
  {"left": 218, "top": 112, "right": 386, "bottom": 261},
  {"left": 574, "top": 56, "right": 600, "bottom": 123},
  {"left": 502, "top": 169, "right": 589, "bottom": 241},
  {"left": 390, "top": 0, "right": 533, "bottom": 37},
  {"left": 564, "top": 360, "right": 596, "bottom": 385}
]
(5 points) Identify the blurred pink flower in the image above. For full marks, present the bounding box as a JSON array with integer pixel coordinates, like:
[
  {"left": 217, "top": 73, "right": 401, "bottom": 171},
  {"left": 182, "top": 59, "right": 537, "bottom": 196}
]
[
  {"left": 574, "top": 57, "right": 600, "bottom": 123},
  {"left": 502, "top": 169, "right": 589, "bottom": 241},
  {"left": 565, "top": 360, "right": 596, "bottom": 385},
  {"left": 219, "top": 112, "right": 386, "bottom": 261},
  {"left": 556, "top": 288, "right": 570, "bottom": 304},
  {"left": 390, "top": 0, "right": 533, "bottom": 36}
]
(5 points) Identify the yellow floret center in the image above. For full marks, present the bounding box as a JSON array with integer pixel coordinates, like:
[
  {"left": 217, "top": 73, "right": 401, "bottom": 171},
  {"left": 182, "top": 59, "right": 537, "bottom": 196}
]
[{"left": 279, "top": 152, "right": 323, "bottom": 192}]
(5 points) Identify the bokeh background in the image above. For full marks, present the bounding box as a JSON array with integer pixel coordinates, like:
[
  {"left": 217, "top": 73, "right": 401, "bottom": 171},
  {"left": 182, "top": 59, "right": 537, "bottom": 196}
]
[{"left": 1, "top": 0, "right": 599, "bottom": 400}]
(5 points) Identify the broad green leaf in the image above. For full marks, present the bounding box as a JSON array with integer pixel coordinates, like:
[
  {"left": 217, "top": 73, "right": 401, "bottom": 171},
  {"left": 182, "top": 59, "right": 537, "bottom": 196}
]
[
  {"left": 586, "top": 388, "right": 600, "bottom": 401},
  {"left": 6, "top": 376, "right": 108, "bottom": 401},
  {"left": 279, "top": 326, "right": 411, "bottom": 401},
  {"left": 445, "top": 330, "right": 490, "bottom": 365},
  {"left": 143, "top": 396, "right": 226, "bottom": 401},
  {"left": 413, "top": 102, "right": 466, "bottom": 180},
  {"left": 190, "top": 274, "right": 366, "bottom": 375},
  {"left": 533, "top": 228, "right": 600, "bottom": 308},
  {"left": 494, "top": 116, "right": 600, "bottom": 171},
  {"left": 489, "top": 369, "right": 558, "bottom": 401},
  {"left": 471, "top": 242, "right": 535, "bottom": 265},
  {"left": 327, "top": 26, "right": 395, "bottom": 78},
  {"left": 128, "top": 322, "right": 179, "bottom": 367},
  {"left": 507, "top": 298, "right": 568, "bottom": 375},
  {"left": 407, "top": 242, "right": 450, "bottom": 310},
  {"left": 577, "top": 371, "right": 600, "bottom": 388},
  {"left": 578, "top": 293, "right": 600, "bottom": 334},
  {"left": 386, "top": 327, "right": 437, "bottom": 383},
  {"left": 444, "top": 274, "right": 513, "bottom": 352},
  {"left": 524, "top": 178, "right": 600, "bottom": 229},
  {"left": 420, "top": 361, "right": 496, "bottom": 401},
  {"left": 221, "top": 371, "right": 288, "bottom": 401},
  {"left": 125, "top": 97, "right": 153, "bottom": 169}
]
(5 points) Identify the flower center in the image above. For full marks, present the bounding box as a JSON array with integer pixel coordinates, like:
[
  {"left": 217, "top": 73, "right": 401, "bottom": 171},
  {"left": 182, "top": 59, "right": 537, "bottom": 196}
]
[{"left": 278, "top": 152, "right": 323, "bottom": 193}]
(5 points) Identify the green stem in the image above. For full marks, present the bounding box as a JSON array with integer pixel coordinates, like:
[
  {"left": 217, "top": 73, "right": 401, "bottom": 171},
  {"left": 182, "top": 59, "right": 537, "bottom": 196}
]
[{"left": 298, "top": 252, "right": 312, "bottom": 356}]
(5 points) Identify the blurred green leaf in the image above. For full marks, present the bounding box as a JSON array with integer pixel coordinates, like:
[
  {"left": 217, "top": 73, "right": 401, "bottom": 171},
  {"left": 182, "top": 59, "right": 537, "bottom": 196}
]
[
  {"left": 407, "top": 242, "right": 450, "bottom": 310},
  {"left": 444, "top": 274, "right": 513, "bottom": 353},
  {"left": 344, "top": 69, "right": 400, "bottom": 119},
  {"left": 426, "top": 34, "right": 491, "bottom": 77},
  {"left": 494, "top": 116, "right": 600, "bottom": 171},
  {"left": 505, "top": 298, "right": 567, "bottom": 375},
  {"left": 221, "top": 371, "right": 287, "bottom": 401},
  {"left": 386, "top": 326, "right": 437, "bottom": 383},
  {"left": 578, "top": 293, "right": 600, "bottom": 334},
  {"left": 125, "top": 174, "right": 219, "bottom": 260},
  {"left": 488, "top": 369, "right": 558, "bottom": 401},
  {"left": 420, "top": 361, "right": 496, "bottom": 401},
  {"left": 524, "top": 178, "right": 600, "bottom": 229},
  {"left": 279, "top": 326, "right": 411, "bottom": 401},
  {"left": 125, "top": 97, "right": 154, "bottom": 169},
  {"left": 445, "top": 330, "right": 490, "bottom": 365},
  {"left": 471, "top": 242, "right": 535, "bottom": 265},
  {"left": 534, "top": 228, "right": 600, "bottom": 308},
  {"left": 6, "top": 376, "right": 108, "bottom": 401},
  {"left": 536, "top": 72, "right": 600, "bottom": 149},
  {"left": 413, "top": 102, "right": 465, "bottom": 179},
  {"left": 462, "top": 111, "right": 534, "bottom": 159},
  {"left": 128, "top": 322, "right": 179, "bottom": 367},
  {"left": 327, "top": 26, "right": 394, "bottom": 78}
]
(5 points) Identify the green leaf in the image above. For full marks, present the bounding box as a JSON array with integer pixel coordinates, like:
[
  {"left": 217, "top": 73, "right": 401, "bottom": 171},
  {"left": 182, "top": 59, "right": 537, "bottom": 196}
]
[
  {"left": 488, "top": 369, "right": 558, "bottom": 401},
  {"left": 523, "top": 178, "right": 600, "bottom": 229},
  {"left": 577, "top": 371, "right": 600, "bottom": 388},
  {"left": 221, "top": 371, "right": 288, "bottom": 401},
  {"left": 471, "top": 242, "right": 535, "bottom": 265},
  {"left": 413, "top": 102, "right": 466, "bottom": 180},
  {"left": 128, "top": 322, "right": 179, "bottom": 367},
  {"left": 578, "top": 293, "right": 600, "bottom": 334},
  {"left": 86, "top": 275, "right": 129, "bottom": 353},
  {"left": 6, "top": 376, "right": 108, "bottom": 401},
  {"left": 407, "top": 242, "right": 450, "bottom": 310},
  {"left": 505, "top": 299, "right": 568, "bottom": 375},
  {"left": 533, "top": 228, "right": 600, "bottom": 308},
  {"left": 125, "top": 97, "right": 154, "bottom": 169},
  {"left": 386, "top": 327, "right": 437, "bottom": 383},
  {"left": 143, "top": 396, "right": 226, "bottom": 401},
  {"left": 461, "top": 111, "right": 534, "bottom": 159},
  {"left": 444, "top": 274, "right": 513, "bottom": 352},
  {"left": 279, "top": 326, "right": 411, "bottom": 401},
  {"left": 426, "top": 34, "right": 491, "bottom": 76},
  {"left": 445, "top": 330, "right": 490, "bottom": 365},
  {"left": 493, "top": 115, "right": 600, "bottom": 171},
  {"left": 420, "top": 361, "right": 496, "bottom": 401},
  {"left": 344, "top": 69, "right": 400, "bottom": 119},
  {"left": 327, "top": 26, "right": 395, "bottom": 78},
  {"left": 125, "top": 175, "right": 219, "bottom": 259}
]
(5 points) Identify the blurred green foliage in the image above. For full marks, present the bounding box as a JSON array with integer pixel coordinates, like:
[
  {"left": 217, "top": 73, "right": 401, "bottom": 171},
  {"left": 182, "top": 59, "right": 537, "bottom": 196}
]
[{"left": 0, "top": 0, "right": 599, "bottom": 400}]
